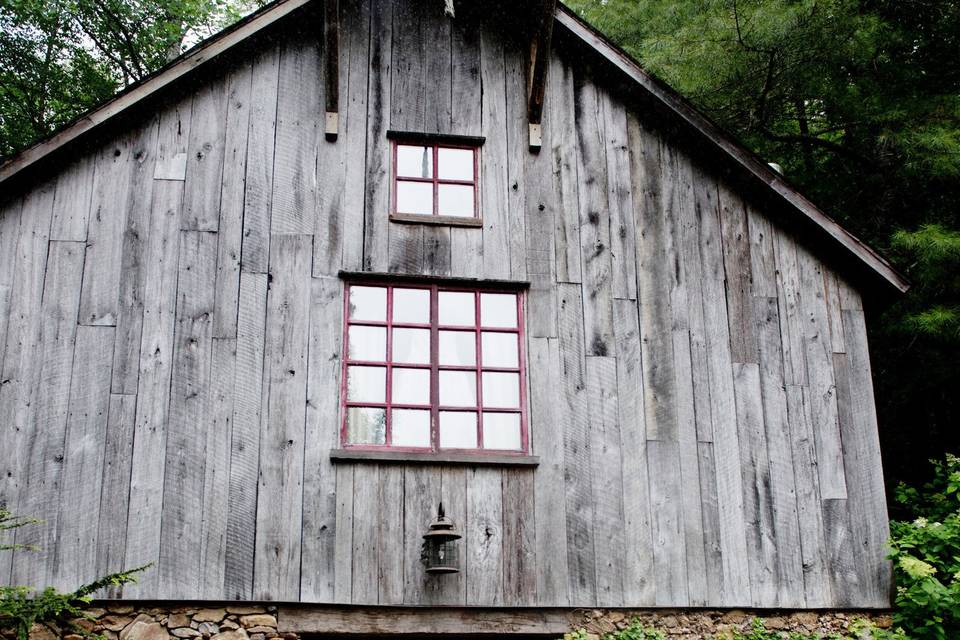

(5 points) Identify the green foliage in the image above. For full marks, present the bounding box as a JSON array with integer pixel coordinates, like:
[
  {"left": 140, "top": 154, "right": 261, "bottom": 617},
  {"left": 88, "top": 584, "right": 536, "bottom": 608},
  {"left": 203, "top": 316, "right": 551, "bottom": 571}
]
[
  {"left": 886, "top": 455, "right": 960, "bottom": 639},
  {"left": 0, "top": 508, "right": 150, "bottom": 640},
  {"left": 564, "top": 619, "right": 666, "bottom": 640}
]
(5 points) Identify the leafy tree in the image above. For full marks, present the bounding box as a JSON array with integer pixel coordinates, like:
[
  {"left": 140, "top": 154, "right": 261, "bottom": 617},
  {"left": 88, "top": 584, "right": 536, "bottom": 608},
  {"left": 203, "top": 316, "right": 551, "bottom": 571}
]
[
  {"left": 568, "top": 0, "right": 960, "bottom": 492},
  {"left": 0, "top": 0, "right": 266, "bottom": 159}
]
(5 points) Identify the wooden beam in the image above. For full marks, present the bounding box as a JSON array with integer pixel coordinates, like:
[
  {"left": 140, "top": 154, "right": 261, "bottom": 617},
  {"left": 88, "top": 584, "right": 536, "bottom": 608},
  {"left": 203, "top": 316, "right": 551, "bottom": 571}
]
[
  {"left": 277, "top": 605, "right": 572, "bottom": 635},
  {"left": 526, "top": 0, "right": 557, "bottom": 151},
  {"left": 324, "top": 0, "right": 340, "bottom": 141}
]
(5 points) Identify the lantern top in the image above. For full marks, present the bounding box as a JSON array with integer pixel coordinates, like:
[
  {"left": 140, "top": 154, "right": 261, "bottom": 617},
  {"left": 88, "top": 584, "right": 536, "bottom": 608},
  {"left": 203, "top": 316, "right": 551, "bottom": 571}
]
[{"left": 422, "top": 503, "right": 461, "bottom": 540}]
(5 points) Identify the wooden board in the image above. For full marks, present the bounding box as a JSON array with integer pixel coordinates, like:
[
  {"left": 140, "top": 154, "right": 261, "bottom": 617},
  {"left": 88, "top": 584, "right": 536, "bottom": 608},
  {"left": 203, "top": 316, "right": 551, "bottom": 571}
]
[
  {"left": 96, "top": 393, "right": 137, "bottom": 597},
  {"left": 182, "top": 73, "right": 229, "bottom": 231}
]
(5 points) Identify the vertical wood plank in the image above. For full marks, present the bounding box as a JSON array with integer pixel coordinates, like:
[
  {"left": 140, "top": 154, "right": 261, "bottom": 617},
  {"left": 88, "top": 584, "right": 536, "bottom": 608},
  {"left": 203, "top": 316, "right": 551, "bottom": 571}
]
[
  {"left": 213, "top": 60, "right": 253, "bottom": 337},
  {"left": 574, "top": 75, "right": 613, "bottom": 356},
  {"left": 158, "top": 230, "right": 217, "bottom": 599},
  {"left": 612, "top": 300, "right": 654, "bottom": 605},
  {"left": 200, "top": 337, "right": 237, "bottom": 596},
  {"left": 731, "top": 362, "right": 779, "bottom": 607},
  {"left": 466, "top": 468, "right": 504, "bottom": 605},
  {"left": 823, "top": 270, "right": 846, "bottom": 353},
  {"left": 717, "top": 184, "right": 757, "bottom": 363},
  {"left": 479, "top": 25, "right": 510, "bottom": 280},
  {"left": 502, "top": 469, "right": 536, "bottom": 605},
  {"left": 334, "top": 465, "right": 355, "bottom": 603},
  {"left": 439, "top": 467, "right": 468, "bottom": 605},
  {"left": 11, "top": 240, "right": 85, "bottom": 588},
  {"left": 402, "top": 466, "right": 441, "bottom": 604},
  {"left": 377, "top": 465, "right": 405, "bottom": 604},
  {"left": 253, "top": 234, "right": 312, "bottom": 600},
  {"left": 271, "top": 32, "right": 320, "bottom": 235},
  {"left": 55, "top": 325, "right": 114, "bottom": 588},
  {"left": 350, "top": 468, "right": 379, "bottom": 604},
  {"left": 96, "top": 393, "right": 137, "bottom": 596},
  {"left": 603, "top": 97, "right": 637, "bottom": 300},
  {"left": 49, "top": 155, "right": 95, "bottom": 241},
  {"left": 503, "top": 31, "right": 527, "bottom": 281},
  {"left": 530, "top": 337, "right": 569, "bottom": 605},
  {"left": 182, "top": 74, "right": 229, "bottom": 231},
  {"left": 647, "top": 439, "right": 688, "bottom": 605},
  {"left": 241, "top": 44, "right": 281, "bottom": 273},
  {"left": 587, "top": 356, "right": 625, "bottom": 606},
  {"left": 361, "top": 0, "right": 392, "bottom": 273},
  {"left": 225, "top": 272, "right": 268, "bottom": 599},
  {"left": 301, "top": 275, "right": 342, "bottom": 602},
  {"left": 747, "top": 206, "right": 777, "bottom": 298},
  {"left": 557, "top": 283, "right": 596, "bottom": 603},
  {"left": 123, "top": 178, "right": 183, "bottom": 598},
  {"left": 774, "top": 228, "right": 809, "bottom": 385},
  {"left": 550, "top": 54, "right": 581, "bottom": 284}
]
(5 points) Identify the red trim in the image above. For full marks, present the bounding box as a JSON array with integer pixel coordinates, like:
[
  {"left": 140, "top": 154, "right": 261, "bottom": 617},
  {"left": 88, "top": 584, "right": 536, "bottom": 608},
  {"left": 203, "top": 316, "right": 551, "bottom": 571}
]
[
  {"left": 391, "top": 139, "right": 479, "bottom": 218},
  {"left": 341, "top": 280, "right": 528, "bottom": 454}
]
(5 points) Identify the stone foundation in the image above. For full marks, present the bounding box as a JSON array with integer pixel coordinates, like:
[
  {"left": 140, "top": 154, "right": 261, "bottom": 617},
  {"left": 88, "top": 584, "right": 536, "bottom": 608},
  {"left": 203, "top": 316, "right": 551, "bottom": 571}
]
[{"left": 14, "top": 605, "right": 894, "bottom": 640}]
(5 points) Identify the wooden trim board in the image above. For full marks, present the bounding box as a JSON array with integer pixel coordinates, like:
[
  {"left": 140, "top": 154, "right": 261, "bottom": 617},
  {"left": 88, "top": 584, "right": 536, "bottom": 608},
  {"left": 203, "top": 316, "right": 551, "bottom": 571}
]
[{"left": 330, "top": 449, "right": 540, "bottom": 467}]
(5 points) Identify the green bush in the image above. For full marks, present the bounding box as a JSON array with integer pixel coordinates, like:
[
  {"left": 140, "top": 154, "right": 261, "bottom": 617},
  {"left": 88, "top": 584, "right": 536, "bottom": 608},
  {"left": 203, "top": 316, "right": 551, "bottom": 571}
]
[{"left": 886, "top": 455, "right": 960, "bottom": 640}]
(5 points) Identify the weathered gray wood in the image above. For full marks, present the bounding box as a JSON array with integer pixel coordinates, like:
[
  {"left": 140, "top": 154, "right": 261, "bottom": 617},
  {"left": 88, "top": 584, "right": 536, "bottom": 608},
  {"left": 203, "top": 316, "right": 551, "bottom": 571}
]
[
  {"left": 438, "top": 466, "right": 468, "bottom": 605},
  {"left": 603, "top": 96, "right": 637, "bottom": 300},
  {"left": 466, "top": 468, "right": 504, "bottom": 605},
  {"left": 698, "top": 442, "right": 725, "bottom": 604},
  {"left": 301, "top": 275, "right": 341, "bottom": 602},
  {"left": 550, "top": 53, "right": 582, "bottom": 284},
  {"left": 717, "top": 183, "right": 757, "bottom": 363},
  {"left": 361, "top": 0, "right": 392, "bottom": 273},
  {"left": 747, "top": 206, "right": 778, "bottom": 298},
  {"left": 159, "top": 230, "right": 217, "bottom": 599},
  {"left": 823, "top": 269, "right": 847, "bottom": 353},
  {"left": 200, "top": 338, "right": 237, "bottom": 595},
  {"left": 0, "top": 188, "right": 47, "bottom": 585},
  {"left": 241, "top": 44, "right": 281, "bottom": 273},
  {"left": 50, "top": 155, "right": 95, "bottom": 241},
  {"left": 402, "top": 465, "right": 441, "bottom": 604},
  {"left": 271, "top": 32, "right": 320, "bottom": 235},
  {"left": 213, "top": 60, "right": 253, "bottom": 338},
  {"left": 784, "top": 384, "right": 832, "bottom": 606},
  {"left": 574, "top": 75, "right": 614, "bottom": 356},
  {"left": 479, "top": 26, "right": 510, "bottom": 280},
  {"left": 587, "top": 356, "right": 624, "bottom": 606},
  {"left": 278, "top": 605, "right": 572, "bottom": 635},
  {"left": 647, "top": 439, "right": 688, "bottom": 605},
  {"left": 774, "top": 226, "right": 809, "bottom": 385},
  {"left": 96, "top": 393, "right": 137, "bottom": 597},
  {"left": 225, "top": 272, "right": 268, "bottom": 600},
  {"left": 182, "top": 74, "right": 229, "bottom": 231},
  {"left": 502, "top": 469, "right": 536, "bottom": 606},
  {"left": 530, "top": 337, "right": 569, "bottom": 606},
  {"left": 110, "top": 116, "right": 160, "bottom": 394},
  {"left": 377, "top": 465, "right": 405, "bottom": 604},
  {"left": 821, "top": 498, "right": 860, "bottom": 606},
  {"left": 732, "top": 362, "right": 778, "bottom": 607},
  {"left": 503, "top": 33, "right": 528, "bottom": 281},
  {"left": 612, "top": 299, "right": 654, "bottom": 605},
  {"left": 78, "top": 135, "right": 135, "bottom": 326},
  {"left": 755, "top": 296, "right": 805, "bottom": 607},
  {"left": 557, "top": 283, "right": 596, "bottom": 603},
  {"left": 123, "top": 177, "right": 183, "bottom": 598},
  {"left": 153, "top": 95, "right": 192, "bottom": 181},
  {"left": 253, "top": 234, "right": 312, "bottom": 600},
  {"left": 834, "top": 309, "right": 892, "bottom": 606},
  {"left": 795, "top": 242, "right": 847, "bottom": 499},
  {"left": 351, "top": 464, "right": 379, "bottom": 604},
  {"left": 55, "top": 325, "right": 114, "bottom": 588},
  {"left": 10, "top": 241, "right": 85, "bottom": 588},
  {"left": 334, "top": 465, "right": 354, "bottom": 603}
]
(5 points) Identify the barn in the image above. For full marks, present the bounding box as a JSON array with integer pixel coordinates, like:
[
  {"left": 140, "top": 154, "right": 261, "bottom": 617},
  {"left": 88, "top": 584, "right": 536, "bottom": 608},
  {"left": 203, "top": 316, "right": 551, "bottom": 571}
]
[{"left": 0, "top": 0, "right": 908, "bottom": 636}]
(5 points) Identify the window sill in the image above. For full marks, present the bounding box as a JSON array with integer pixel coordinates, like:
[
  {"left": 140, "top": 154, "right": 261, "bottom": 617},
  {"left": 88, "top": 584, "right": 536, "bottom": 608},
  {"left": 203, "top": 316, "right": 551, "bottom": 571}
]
[
  {"left": 390, "top": 213, "right": 483, "bottom": 228},
  {"left": 330, "top": 448, "right": 539, "bottom": 468}
]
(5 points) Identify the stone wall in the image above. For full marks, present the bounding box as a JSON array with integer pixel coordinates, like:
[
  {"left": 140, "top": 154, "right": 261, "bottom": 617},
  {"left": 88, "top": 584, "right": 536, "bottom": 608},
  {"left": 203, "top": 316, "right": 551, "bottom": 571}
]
[{"left": 14, "top": 605, "right": 894, "bottom": 639}]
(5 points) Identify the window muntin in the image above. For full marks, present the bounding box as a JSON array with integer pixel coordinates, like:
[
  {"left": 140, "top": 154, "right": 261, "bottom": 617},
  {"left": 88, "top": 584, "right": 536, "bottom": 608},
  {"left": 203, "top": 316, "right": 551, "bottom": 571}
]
[
  {"left": 341, "top": 283, "right": 526, "bottom": 453},
  {"left": 392, "top": 142, "right": 478, "bottom": 219}
]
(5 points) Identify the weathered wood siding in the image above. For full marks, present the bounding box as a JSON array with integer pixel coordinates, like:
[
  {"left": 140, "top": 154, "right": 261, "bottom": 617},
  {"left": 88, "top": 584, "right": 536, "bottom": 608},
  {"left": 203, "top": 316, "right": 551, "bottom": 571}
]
[{"left": 0, "top": 0, "right": 891, "bottom": 607}]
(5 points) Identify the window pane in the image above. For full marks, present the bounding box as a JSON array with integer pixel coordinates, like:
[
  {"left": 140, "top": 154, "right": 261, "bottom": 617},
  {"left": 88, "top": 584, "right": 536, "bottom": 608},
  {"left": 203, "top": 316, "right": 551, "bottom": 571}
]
[
  {"left": 347, "top": 366, "right": 386, "bottom": 402},
  {"left": 437, "top": 184, "right": 474, "bottom": 217},
  {"left": 483, "top": 413, "right": 521, "bottom": 450},
  {"left": 347, "top": 407, "right": 386, "bottom": 444},
  {"left": 349, "top": 286, "right": 386, "bottom": 321},
  {"left": 348, "top": 325, "right": 386, "bottom": 361},
  {"left": 439, "top": 330, "right": 476, "bottom": 366},
  {"left": 482, "top": 371, "right": 519, "bottom": 408},
  {"left": 439, "top": 411, "right": 478, "bottom": 449},
  {"left": 392, "top": 328, "right": 430, "bottom": 364},
  {"left": 438, "top": 291, "right": 475, "bottom": 326},
  {"left": 393, "top": 288, "right": 430, "bottom": 324},
  {"left": 480, "top": 293, "right": 517, "bottom": 328},
  {"left": 392, "top": 368, "right": 430, "bottom": 405},
  {"left": 481, "top": 332, "right": 518, "bottom": 368},
  {"left": 437, "top": 147, "right": 474, "bottom": 181},
  {"left": 392, "top": 409, "right": 431, "bottom": 447},
  {"left": 397, "top": 145, "right": 433, "bottom": 178},
  {"left": 397, "top": 181, "right": 433, "bottom": 215},
  {"left": 440, "top": 370, "right": 477, "bottom": 407}
]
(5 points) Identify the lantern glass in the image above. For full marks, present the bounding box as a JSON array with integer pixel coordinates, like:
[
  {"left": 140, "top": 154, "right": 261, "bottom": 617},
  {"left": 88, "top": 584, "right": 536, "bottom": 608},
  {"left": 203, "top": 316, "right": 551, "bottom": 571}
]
[{"left": 423, "top": 536, "right": 460, "bottom": 573}]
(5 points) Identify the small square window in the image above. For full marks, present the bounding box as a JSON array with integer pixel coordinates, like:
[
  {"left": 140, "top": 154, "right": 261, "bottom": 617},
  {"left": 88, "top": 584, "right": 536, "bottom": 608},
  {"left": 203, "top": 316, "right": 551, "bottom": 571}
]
[
  {"left": 341, "top": 282, "right": 527, "bottom": 453},
  {"left": 392, "top": 139, "right": 479, "bottom": 221}
]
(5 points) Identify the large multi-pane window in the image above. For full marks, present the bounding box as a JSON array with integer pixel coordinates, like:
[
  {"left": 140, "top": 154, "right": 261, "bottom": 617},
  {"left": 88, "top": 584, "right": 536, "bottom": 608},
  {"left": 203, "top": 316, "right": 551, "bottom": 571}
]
[{"left": 341, "top": 282, "right": 527, "bottom": 453}]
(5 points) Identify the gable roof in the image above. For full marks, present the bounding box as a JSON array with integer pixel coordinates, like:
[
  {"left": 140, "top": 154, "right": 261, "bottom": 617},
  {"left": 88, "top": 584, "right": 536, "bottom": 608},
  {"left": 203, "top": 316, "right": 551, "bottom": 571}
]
[{"left": 0, "top": 0, "right": 909, "bottom": 296}]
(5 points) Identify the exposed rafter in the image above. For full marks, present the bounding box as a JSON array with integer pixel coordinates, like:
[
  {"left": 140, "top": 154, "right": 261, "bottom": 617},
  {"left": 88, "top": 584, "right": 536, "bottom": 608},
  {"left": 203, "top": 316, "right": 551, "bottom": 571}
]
[
  {"left": 324, "top": 0, "right": 340, "bottom": 140},
  {"left": 525, "top": 0, "right": 556, "bottom": 150}
]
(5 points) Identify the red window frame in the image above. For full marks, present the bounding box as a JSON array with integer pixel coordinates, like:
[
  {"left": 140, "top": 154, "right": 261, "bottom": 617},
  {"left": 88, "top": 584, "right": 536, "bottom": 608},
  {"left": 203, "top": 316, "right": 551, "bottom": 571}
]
[
  {"left": 391, "top": 140, "right": 479, "bottom": 218},
  {"left": 340, "top": 281, "right": 528, "bottom": 454}
]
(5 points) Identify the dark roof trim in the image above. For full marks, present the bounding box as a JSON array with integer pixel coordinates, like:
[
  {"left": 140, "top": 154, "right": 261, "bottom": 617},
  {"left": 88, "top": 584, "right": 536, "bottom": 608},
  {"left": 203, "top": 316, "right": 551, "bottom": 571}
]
[
  {"left": 0, "top": 0, "right": 909, "bottom": 295},
  {"left": 554, "top": 5, "right": 909, "bottom": 295}
]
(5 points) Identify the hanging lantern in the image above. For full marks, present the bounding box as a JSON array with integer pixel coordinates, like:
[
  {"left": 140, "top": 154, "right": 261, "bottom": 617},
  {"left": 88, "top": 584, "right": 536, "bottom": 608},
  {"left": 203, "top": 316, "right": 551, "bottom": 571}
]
[{"left": 421, "top": 503, "right": 461, "bottom": 573}]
